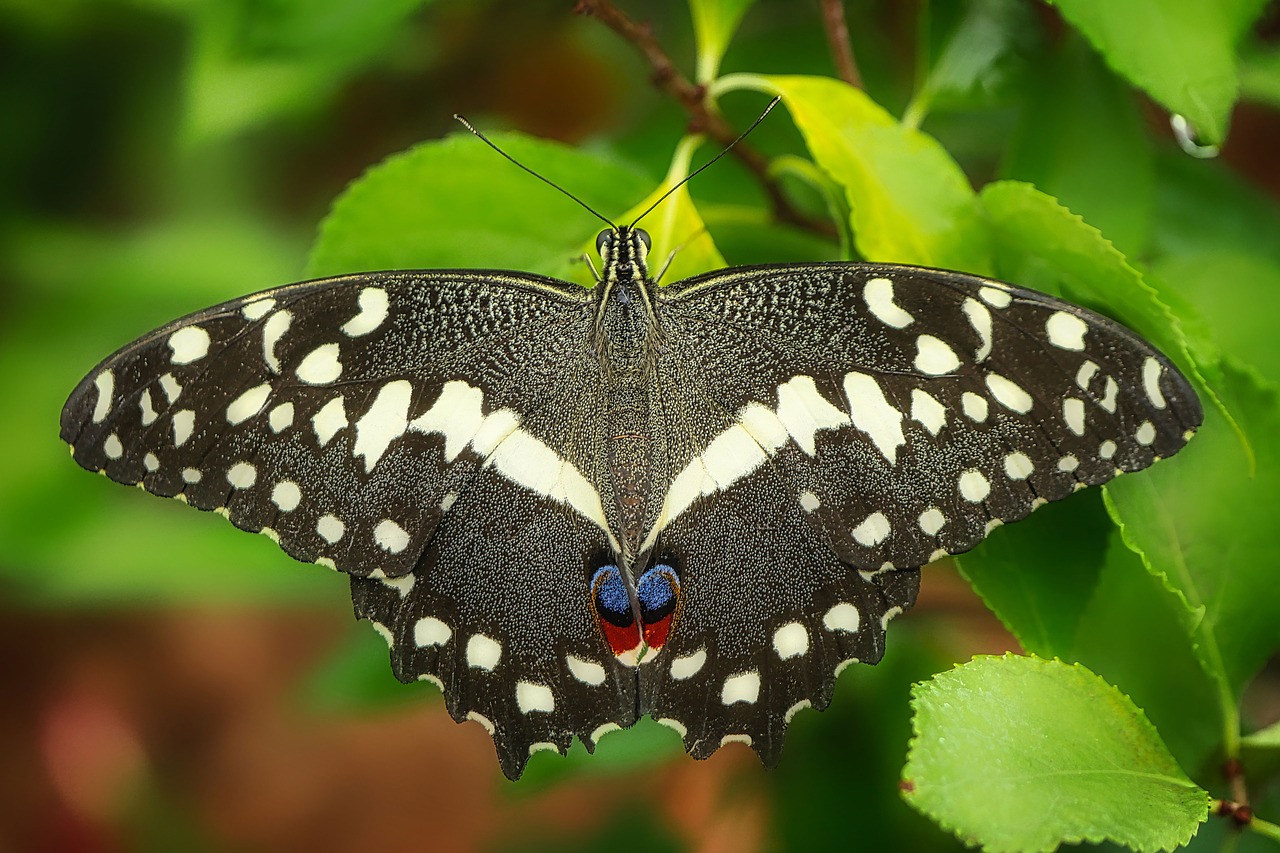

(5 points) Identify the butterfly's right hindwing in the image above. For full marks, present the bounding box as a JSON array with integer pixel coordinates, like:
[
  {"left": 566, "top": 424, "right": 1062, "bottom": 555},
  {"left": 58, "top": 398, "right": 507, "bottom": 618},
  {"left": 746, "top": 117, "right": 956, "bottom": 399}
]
[{"left": 61, "top": 270, "right": 636, "bottom": 777}]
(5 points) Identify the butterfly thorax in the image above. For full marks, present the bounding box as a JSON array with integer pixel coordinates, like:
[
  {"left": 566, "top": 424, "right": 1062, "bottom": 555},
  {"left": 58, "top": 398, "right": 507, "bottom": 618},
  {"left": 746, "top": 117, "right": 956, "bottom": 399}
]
[{"left": 592, "top": 227, "right": 662, "bottom": 565}]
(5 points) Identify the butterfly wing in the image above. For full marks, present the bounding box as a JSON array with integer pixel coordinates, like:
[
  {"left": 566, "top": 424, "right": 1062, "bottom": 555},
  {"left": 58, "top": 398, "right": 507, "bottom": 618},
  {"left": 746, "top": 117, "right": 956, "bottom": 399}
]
[
  {"left": 640, "top": 262, "right": 1201, "bottom": 761},
  {"left": 61, "top": 270, "right": 637, "bottom": 778}
]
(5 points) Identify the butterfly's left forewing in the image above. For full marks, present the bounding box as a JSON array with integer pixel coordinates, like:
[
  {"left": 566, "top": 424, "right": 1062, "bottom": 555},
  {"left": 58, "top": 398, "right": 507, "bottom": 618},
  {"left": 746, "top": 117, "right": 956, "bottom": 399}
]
[{"left": 61, "top": 270, "right": 638, "bottom": 778}]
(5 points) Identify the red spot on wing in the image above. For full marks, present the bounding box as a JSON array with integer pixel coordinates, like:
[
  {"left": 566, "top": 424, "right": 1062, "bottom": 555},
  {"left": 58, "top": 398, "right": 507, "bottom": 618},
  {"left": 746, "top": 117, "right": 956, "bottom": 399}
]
[
  {"left": 601, "top": 620, "right": 642, "bottom": 657},
  {"left": 642, "top": 612, "right": 673, "bottom": 651}
]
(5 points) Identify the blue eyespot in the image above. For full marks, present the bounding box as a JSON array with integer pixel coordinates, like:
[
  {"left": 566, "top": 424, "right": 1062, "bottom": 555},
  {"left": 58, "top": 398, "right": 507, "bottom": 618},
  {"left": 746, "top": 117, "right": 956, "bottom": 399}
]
[
  {"left": 590, "top": 565, "right": 632, "bottom": 622},
  {"left": 637, "top": 564, "right": 679, "bottom": 620}
]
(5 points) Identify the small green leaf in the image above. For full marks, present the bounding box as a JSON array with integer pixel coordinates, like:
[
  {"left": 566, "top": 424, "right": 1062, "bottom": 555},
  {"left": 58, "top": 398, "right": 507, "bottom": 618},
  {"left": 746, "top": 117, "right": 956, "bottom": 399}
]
[
  {"left": 308, "top": 132, "right": 652, "bottom": 282},
  {"left": 904, "top": 655, "right": 1210, "bottom": 853},
  {"left": 905, "top": 0, "right": 1036, "bottom": 126},
  {"left": 1048, "top": 0, "right": 1270, "bottom": 145},
  {"left": 690, "top": 0, "right": 756, "bottom": 83},
  {"left": 716, "top": 73, "right": 989, "bottom": 272}
]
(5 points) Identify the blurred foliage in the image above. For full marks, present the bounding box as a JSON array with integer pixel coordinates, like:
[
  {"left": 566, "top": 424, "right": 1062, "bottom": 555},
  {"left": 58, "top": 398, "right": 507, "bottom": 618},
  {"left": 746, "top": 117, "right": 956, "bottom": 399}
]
[{"left": 4, "top": 0, "right": 1280, "bottom": 850}]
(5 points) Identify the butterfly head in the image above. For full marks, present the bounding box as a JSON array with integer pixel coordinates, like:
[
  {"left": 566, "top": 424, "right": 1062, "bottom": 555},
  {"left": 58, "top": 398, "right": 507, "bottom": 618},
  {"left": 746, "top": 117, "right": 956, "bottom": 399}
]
[{"left": 595, "top": 227, "right": 652, "bottom": 279}]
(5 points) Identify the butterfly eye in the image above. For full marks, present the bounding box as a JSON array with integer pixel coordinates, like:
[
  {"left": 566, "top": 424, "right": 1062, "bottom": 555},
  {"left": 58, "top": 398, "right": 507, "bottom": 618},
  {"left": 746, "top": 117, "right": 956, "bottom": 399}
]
[
  {"left": 595, "top": 230, "right": 613, "bottom": 256},
  {"left": 635, "top": 229, "right": 652, "bottom": 252}
]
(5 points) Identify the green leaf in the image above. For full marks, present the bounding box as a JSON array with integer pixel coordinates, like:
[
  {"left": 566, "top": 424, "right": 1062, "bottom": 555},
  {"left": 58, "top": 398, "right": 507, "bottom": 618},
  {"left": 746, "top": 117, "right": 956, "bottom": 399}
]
[
  {"left": 905, "top": 0, "right": 1037, "bottom": 126},
  {"left": 904, "top": 655, "right": 1210, "bottom": 853},
  {"left": 1000, "top": 36, "right": 1155, "bottom": 258},
  {"left": 716, "top": 73, "right": 989, "bottom": 272},
  {"left": 690, "top": 0, "right": 756, "bottom": 83},
  {"left": 183, "top": 0, "right": 434, "bottom": 143},
  {"left": 307, "top": 132, "right": 653, "bottom": 283},
  {"left": 1047, "top": 0, "right": 1270, "bottom": 145},
  {"left": 978, "top": 180, "right": 1193, "bottom": 371},
  {"left": 1105, "top": 363, "right": 1280, "bottom": 726},
  {"left": 956, "top": 492, "right": 1110, "bottom": 661},
  {"left": 1150, "top": 250, "right": 1280, "bottom": 386}
]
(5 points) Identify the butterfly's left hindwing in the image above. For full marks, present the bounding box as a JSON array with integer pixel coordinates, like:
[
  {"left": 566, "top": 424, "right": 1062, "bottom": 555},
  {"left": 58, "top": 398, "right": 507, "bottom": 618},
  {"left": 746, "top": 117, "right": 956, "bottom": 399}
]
[{"left": 60, "top": 270, "right": 639, "bottom": 778}]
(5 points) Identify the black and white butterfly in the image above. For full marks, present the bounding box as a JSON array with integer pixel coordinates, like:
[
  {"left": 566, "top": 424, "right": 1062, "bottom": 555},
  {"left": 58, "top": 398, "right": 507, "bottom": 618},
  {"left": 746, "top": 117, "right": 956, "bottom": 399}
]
[{"left": 61, "top": 212, "right": 1201, "bottom": 779}]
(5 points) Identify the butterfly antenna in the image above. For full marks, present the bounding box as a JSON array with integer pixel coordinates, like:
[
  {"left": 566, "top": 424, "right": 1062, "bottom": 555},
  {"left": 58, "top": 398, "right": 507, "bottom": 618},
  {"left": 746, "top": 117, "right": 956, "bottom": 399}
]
[
  {"left": 453, "top": 115, "right": 618, "bottom": 231},
  {"left": 629, "top": 96, "right": 782, "bottom": 229}
]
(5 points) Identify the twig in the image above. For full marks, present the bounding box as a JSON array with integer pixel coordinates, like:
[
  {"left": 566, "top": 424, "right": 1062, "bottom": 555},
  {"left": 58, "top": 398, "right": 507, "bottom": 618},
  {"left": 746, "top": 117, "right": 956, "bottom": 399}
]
[
  {"left": 574, "top": 0, "right": 836, "bottom": 239},
  {"left": 820, "top": 0, "right": 863, "bottom": 88}
]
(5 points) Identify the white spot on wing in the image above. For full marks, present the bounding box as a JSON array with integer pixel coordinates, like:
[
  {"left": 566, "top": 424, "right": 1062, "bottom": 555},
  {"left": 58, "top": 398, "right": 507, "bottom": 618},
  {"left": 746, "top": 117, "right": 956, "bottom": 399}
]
[
  {"left": 566, "top": 655, "right": 606, "bottom": 686},
  {"left": 772, "top": 622, "right": 809, "bottom": 659},
  {"left": 1100, "top": 376, "right": 1119, "bottom": 413},
  {"left": 103, "top": 434, "right": 123, "bottom": 459},
  {"left": 1100, "top": 440, "right": 1117, "bottom": 459},
  {"left": 980, "top": 285, "right": 1012, "bottom": 308},
  {"left": 959, "top": 469, "right": 990, "bottom": 502},
  {"left": 226, "top": 383, "right": 272, "bottom": 425},
  {"left": 312, "top": 396, "right": 347, "bottom": 446},
  {"left": 799, "top": 490, "right": 820, "bottom": 513},
  {"left": 986, "top": 374, "right": 1033, "bottom": 414},
  {"left": 316, "top": 514, "right": 344, "bottom": 543},
  {"left": 168, "top": 326, "right": 210, "bottom": 364},
  {"left": 296, "top": 343, "right": 342, "bottom": 385},
  {"left": 172, "top": 410, "right": 195, "bottom": 446},
  {"left": 910, "top": 389, "right": 946, "bottom": 435},
  {"left": 775, "top": 375, "right": 850, "bottom": 455},
  {"left": 181, "top": 467, "right": 201, "bottom": 483},
  {"left": 1063, "top": 397, "right": 1086, "bottom": 436},
  {"left": 271, "top": 481, "right": 301, "bottom": 511},
  {"left": 262, "top": 310, "right": 292, "bottom": 373},
  {"left": 227, "top": 461, "right": 257, "bottom": 489},
  {"left": 374, "top": 519, "right": 410, "bottom": 553},
  {"left": 669, "top": 649, "right": 706, "bottom": 680},
  {"left": 1136, "top": 420, "right": 1156, "bottom": 445},
  {"left": 823, "top": 602, "right": 860, "bottom": 633},
  {"left": 721, "top": 671, "right": 761, "bottom": 705},
  {"left": 737, "top": 402, "right": 789, "bottom": 451},
  {"left": 919, "top": 507, "right": 946, "bottom": 536},
  {"left": 962, "top": 392, "right": 989, "bottom": 422},
  {"left": 242, "top": 298, "right": 275, "bottom": 320},
  {"left": 414, "top": 617, "right": 452, "bottom": 647},
  {"left": 354, "top": 380, "right": 412, "bottom": 472},
  {"left": 700, "top": 424, "right": 768, "bottom": 487},
  {"left": 410, "top": 381, "right": 486, "bottom": 462},
  {"left": 92, "top": 370, "right": 114, "bottom": 423},
  {"left": 1076, "top": 360, "right": 1099, "bottom": 390},
  {"left": 268, "top": 402, "right": 294, "bottom": 433},
  {"left": 843, "top": 372, "right": 905, "bottom": 464},
  {"left": 963, "top": 298, "right": 993, "bottom": 361},
  {"left": 159, "top": 373, "right": 181, "bottom": 403},
  {"left": 863, "top": 277, "right": 914, "bottom": 328},
  {"left": 1046, "top": 311, "right": 1088, "bottom": 351},
  {"left": 914, "top": 335, "right": 960, "bottom": 375},
  {"left": 1004, "top": 452, "right": 1034, "bottom": 480},
  {"left": 139, "top": 389, "right": 158, "bottom": 425},
  {"left": 851, "top": 511, "right": 891, "bottom": 547},
  {"left": 143, "top": 453, "right": 159, "bottom": 472},
  {"left": 1058, "top": 455, "right": 1079, "bottom": 472},
  {"left": 466, "top": 634, "right": 502, "bottom": 671},
  {"left": 342, "top": 287, "right": 389, "bottom": 337},
  {"left": 1142, "top": 357, "right": 1167, "bottom": 408}
]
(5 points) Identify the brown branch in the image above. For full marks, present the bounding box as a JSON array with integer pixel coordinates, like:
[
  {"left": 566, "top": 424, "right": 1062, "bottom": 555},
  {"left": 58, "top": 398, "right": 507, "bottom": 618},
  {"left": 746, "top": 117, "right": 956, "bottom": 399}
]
[
  {"left": 574, "top": 0, "right": 836, "bottom": 239},
  {"left": 820, "top": 0, "right": 863, "bottom": 88}
]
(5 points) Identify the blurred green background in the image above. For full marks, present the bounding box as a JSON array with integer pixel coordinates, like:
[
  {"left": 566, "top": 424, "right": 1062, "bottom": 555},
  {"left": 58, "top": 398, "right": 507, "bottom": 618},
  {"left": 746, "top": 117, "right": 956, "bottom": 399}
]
[{"left": 3, "top": 1, "right": 1280, "bottom": 851}]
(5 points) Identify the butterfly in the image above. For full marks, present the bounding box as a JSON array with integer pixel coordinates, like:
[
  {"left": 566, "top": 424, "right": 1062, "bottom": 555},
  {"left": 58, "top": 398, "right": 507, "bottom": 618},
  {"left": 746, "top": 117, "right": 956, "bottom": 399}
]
[{"left": 61, "top": 147, "right": 1202, "bottom": 780}]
